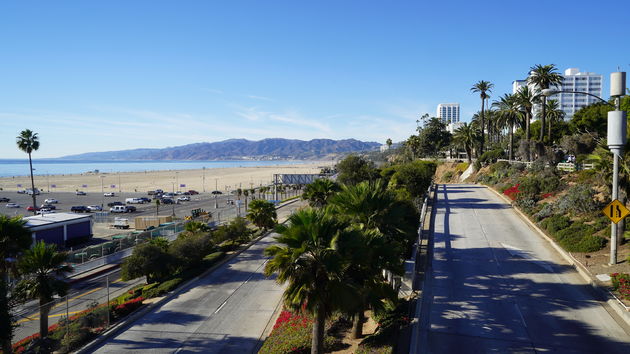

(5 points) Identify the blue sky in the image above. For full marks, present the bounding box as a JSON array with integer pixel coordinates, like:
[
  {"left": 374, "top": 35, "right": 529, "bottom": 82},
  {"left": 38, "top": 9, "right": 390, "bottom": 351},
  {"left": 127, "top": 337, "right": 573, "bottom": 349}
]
[{"left": 1, "top": 0, "right": 629, "bottom": 158}]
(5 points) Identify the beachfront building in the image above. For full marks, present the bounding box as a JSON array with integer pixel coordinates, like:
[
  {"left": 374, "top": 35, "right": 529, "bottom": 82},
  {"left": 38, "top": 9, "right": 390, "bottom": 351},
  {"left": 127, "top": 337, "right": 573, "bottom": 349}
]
[
  {"left": 24, "top": 213, "right": 93, "bottom": 247},
  {"left": 513, "top": 68, "right": 603, "bottom": 120},
  {"left": 437, "top": 103, "right": 460, "bottom": 125},
  {"left": 446, "top": 121, "right": 464, "bottom": 134}
]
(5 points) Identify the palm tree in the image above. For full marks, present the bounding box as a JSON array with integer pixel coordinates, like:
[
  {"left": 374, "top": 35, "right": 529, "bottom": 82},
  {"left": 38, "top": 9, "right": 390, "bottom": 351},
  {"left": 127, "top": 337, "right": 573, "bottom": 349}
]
[
  {"left": 16, "top": 130, "right": 40, "bottom": 215},
  {"left": 493, "top": 94, "right": 523, "bottom": 160},
  {"left": 328, "top": 180, "right": 408, "bottom": 338},
  {"left": 301, "top": 178, "right": 341, "bottom": 208},
  {"left": 453, "top": 123, "right": 479, "bottom": 163},
  {"left": 246, "top": 199, "right": 277, "bottom": 231},
  {"left": 471, "top": 81, "right": 494, "bottom": 154},
  {"left": 515, "top": 86, "right": 539, "bottom": 161},
  {"left": 386, "top": 138, "right": 393, "bottom": 149},
  {"left": 527, "top": 64, "right": 563, "bottom": 143},
  {"left": 544, "top": 99, "right": 565, "bottom": 143},
  {"left": 15, "top": 242, "right": 71, "bottom": 339},
  {"left": 264, "top": 209, "right": 359, "bottom": 354},
  {"left": 0, "top": 216, "right": 31, "bottom": 353}
]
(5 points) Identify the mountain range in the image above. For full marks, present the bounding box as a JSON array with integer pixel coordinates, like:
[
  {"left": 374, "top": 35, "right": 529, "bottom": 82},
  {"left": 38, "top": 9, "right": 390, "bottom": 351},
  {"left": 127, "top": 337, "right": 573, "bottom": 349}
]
[{"left": 61, "top": 138, "right": 380, "bottom": 160}]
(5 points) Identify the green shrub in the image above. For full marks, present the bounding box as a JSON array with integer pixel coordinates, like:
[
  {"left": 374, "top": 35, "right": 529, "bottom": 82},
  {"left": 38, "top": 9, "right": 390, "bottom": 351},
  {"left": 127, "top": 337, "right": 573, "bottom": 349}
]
[
  {"left": 540, "top": 215, "right": 571, "bottom": 235},
  {"left": 158, "top": 278, "right": 183, "bottom": 293},
  {"left": 218, "top": 240, "right": 240, "bottom": 252},
  {"left": 442, "top": 171, "right": 454, "bottom": 182},
  {"left": 202, "top": 251, "right": 225, "bottom": 268},
  {"left": 479, "top": 149, "right": 505, "bottom": 165},
  {"left": 572, "top": 235, "right": 607, "bottom": 253},
  {"left": 455, "top": 162, "right": 469, "bottom": 172},
  {"left": 58, "top": 326, "right": 93, "bottom": 354},
  {"left": 555, "top": 185, "right": 599, "bottom": 215},
  {"left": 554, "top": 224, "right": 605, "bottom": 252},
  {"left": 534, "top": 203, "right": 555, "bottom": 221}
]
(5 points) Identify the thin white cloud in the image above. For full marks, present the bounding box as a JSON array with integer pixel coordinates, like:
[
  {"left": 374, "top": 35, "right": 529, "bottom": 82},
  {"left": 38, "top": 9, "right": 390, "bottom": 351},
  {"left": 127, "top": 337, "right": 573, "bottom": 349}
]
[{"left": 246, "top": 95, "right": 273, "bottom": 102}]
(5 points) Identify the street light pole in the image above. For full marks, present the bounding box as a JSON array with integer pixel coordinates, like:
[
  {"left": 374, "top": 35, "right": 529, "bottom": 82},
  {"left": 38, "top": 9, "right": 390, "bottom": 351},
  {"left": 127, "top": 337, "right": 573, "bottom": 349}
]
[
  {"left": 215, "top": 178, "right": 218, "bottom": 209},
  {"left": 100, "top": 175, "right": 105, "bottom": 209},
  {"left": 543, "top": 72, "right": 627, "bottom": 265}
]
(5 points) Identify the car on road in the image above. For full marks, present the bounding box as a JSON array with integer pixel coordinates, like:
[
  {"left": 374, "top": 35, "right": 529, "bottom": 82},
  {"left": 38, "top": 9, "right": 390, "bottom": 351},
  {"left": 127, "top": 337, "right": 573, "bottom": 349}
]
[
  {"left": 71, "top": 206, "right": 89, "bottom": 213},
  {"left": 16, "top": 189, "right": 26, "bottom": 194},
  {"left": 110, "top": 205, "right": 136, "bottom": 213},
  {"left": 26, "top": 206, "right": 41, "bottom": 212},
  {"left": 188, "top": 190, "right": 199, "bottom": 195},
  {"left": 87, "top": 205, "right": 102, "bottom": 212},
  {"left": 26, "top": 188, "right": 40, "bottom": 195},
  {"left": 44, "top": 198, "right": 59, "bottom": 204},
  {"left": 125, "top": 205, "right": 137, "bottom": 212},
  {"left": 104, "top": 192, "right": 115, "bottom": 197},
  {"left": 160, "top": 198, "right": 174, "bottom": 204},
  {"left": 40, "top": 204, "right": 56, "bottom": 210},
  {"left": 107, "top": 201, "right": 124, "bottom": 207},
  {"left": 0, "top": 197, "right": 10, "bottom": 202},
  {"left": 76, "top": 191, "right": 87, "bottom": 196},
  {"left": 211, "top": 190, "right": 223, "bottom": 195},
  {"left": 37, "top": 208, "right": 55, "bottom": 215},
  {"left": 177, "top": 196, "right": 190, "bottom": 202},
  {"left": 6, "top": 203, "right": 20, "bottom": 208},
  {"left": 139, "top": 197, "right": 151, "bottom": 203}
]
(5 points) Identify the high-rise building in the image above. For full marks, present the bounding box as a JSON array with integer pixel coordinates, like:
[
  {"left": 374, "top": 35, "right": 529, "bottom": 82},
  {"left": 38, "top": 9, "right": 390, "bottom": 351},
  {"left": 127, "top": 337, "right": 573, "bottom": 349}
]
[
  {"left": 437, "top": 103, "right": 460, "bottom": 124},
  {"left": 547, "top": 68, "right": 603, "bottom": 119},
  {"left": 512, "top": 68, "right": 603, "bottom": 120}
]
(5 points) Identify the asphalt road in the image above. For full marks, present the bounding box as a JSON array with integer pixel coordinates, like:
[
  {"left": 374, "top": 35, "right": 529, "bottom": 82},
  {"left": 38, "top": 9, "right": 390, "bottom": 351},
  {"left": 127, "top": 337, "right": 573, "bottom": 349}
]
[
  {"left": 13, "top": 269, "right": 145, "bottom": 341},
  {"left": 89, "top": 201, "right": 300, "bottom": 353},
  {"left": 415, "top": 184, "right": 630, "bottom": 353},
  {"left": 91, "top": 232, "right": 285, "bottom": 353}
]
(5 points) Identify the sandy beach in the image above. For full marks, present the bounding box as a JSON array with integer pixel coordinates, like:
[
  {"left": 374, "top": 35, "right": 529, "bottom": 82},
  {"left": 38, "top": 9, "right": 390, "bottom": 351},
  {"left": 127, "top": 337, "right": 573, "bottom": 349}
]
[{"left": 0, "top": 163, "right": 326, "bottom": 194}]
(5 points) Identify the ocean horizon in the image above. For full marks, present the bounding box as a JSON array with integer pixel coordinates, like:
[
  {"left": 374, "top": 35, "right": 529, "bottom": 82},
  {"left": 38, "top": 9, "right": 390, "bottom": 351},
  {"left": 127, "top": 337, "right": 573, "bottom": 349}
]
[{"left": 0, "top": 159, "right": 320, "bottom": 178}]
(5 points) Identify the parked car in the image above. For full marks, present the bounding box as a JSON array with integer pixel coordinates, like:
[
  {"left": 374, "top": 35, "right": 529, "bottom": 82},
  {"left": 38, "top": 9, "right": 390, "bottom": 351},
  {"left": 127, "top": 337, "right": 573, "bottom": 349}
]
[
  {"left": 26, "top": 188, "right": 40, "bottom": 195},
  {"left": 161, "top": 198, "right": 174, "bottom": 204},
  {"left": 76, "top": 191, "right": 87, "bottom": 196},
  {"left": 37, "top": 208, "right": 55, "bottom": 215},
  {"left": 125, "top": 198, "right": 146, "bottom": 204},
  {"left": 125, "top": 205, "right": 137, "bottom": 212},
  {"left": 16, "top": 189, "right": 26, "bottom": 194},
  {"left": 6, "top": 203, "right": 20, "bottom": 208},
  {"left": 188, "top": 190, "right": 199, "bottom": 195},
  {"left": 139, "top": 197, "right": 151, "bottom": 203},
  {"left": 0, "top": 197, "right": 10, "bottom": 202},
  {"left": 104, "top": 192, "right": 115, "bottom": 197},
  {"left": 87, "top": 205, "right": 102, "bottom": 212},
  {"left": 148, "top": 190, "right": 157, "bottom": 195},
  {"left": 26, "top": 206, "right": 41, "bottom": 212},
  {"left": 177, "top": 196, "right": 190, "bottom": 202},
  {"left": 71, "top": 206, "right": 89, "bottom": 213},
  {"left": 44, "top": 198, "right": 59, "bottom": 204},
  {"left": 155, "top": 189, "right": 164, "bottom": 194},
  {"left": 40, "top": 204, "right": 56, "bottom": 210},
  {"left": 211, "top": 190, "right": 223, "bottom": 195},
  {"left": 110, "top": 205, "right": 127, "bottom": 213},
  {"left": 107, "top": 201, "right": 124, "bottom": 207}
]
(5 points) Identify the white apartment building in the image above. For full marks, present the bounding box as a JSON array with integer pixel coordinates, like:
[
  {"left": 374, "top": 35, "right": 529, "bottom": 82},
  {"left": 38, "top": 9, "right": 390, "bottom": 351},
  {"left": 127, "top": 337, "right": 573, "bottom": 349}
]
[
  {"left": 547, "top": 68, "right": 602, "bottom": 119},
  {"left": 437, "top": 103, "right": 460, "bottom": 124},
  {"left": 446, "top": 121, "right": 464, "bottom": 134},
  {"left": 513, "top": 68, "right": 603, "bottom": 120}
]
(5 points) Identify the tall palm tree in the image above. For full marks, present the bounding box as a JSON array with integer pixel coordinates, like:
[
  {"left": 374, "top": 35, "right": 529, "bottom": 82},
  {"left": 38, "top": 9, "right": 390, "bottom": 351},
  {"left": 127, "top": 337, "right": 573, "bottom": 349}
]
[
  {"left": 471, "top": 80, "right": 494, "bottom": 154},
  {"left": 15, "top": 242, "right": 71, "bottom": 339},
  {"left": 544, "top": 99, "right": 565, "bottom": 143},
  {"left": 453, "top": 123, "right": 479, "bottom": 163},
  {"left": 386, "top": 138, "right": 393, "bottom": 149},
  {"left": 527, "top": 64, "right": 563, "bottom": 143},
  {"left": 264, "top": 209, "right": 359, "bottom": 354},
  {"left": 493, "top": 94, "right": 523, "bottom": 160},
  {"left": 246, "top": 199, "right": 277, "bottom": 231},
  {"left": 301, "top": 178, "right": 341, "bottom": 208},
  {"left": 0, "top": 216, "right": 31, "bottom": 354},
  {"left": 328, "top": 180, "right": 408, "bottom": 338},
  {"left": 515, "top": 86, "right": 539, "bottom": 161},
  {"left": 16, "top": 130, "right": 40, "bottom": 215}
]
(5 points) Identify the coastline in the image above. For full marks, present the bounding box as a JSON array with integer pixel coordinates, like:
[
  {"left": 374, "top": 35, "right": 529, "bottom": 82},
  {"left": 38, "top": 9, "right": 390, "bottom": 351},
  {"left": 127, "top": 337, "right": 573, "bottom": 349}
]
[{"left": 0, "top": 162, "right": 327, "bottom": 193}]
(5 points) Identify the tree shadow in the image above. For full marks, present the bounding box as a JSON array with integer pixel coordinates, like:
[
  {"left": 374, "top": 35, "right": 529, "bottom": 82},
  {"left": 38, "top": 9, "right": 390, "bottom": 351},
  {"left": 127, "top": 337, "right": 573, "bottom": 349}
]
[
  {"left": 93, "top": 333, "right": 262, "bottom": 353},
  {"left": 421, "top": 184, "right": 630, "bottom": 353}
]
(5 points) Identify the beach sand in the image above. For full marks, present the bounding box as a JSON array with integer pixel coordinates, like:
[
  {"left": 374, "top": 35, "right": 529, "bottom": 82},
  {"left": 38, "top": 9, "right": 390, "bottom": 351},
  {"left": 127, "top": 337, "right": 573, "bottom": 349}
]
[{"left": 0, "top": 162, "right": 326, "bottom": 193}]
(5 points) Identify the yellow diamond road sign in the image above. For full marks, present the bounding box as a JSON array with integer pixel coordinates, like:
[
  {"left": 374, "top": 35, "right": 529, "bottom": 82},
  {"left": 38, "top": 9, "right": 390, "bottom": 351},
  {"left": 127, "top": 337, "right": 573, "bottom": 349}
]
[{"left": 602, "top": 199, "right": 630, "bottom": 224}]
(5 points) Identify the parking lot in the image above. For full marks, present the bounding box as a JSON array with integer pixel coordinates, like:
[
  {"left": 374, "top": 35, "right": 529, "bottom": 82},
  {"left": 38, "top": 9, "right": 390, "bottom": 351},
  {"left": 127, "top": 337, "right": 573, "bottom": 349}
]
[{"left": 0, "top": 189, "right": 273, "bottom": 240}]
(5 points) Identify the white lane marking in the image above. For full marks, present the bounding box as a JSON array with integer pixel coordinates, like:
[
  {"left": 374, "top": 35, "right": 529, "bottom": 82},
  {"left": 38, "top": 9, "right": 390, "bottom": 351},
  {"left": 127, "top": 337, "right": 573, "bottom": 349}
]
[
  {"left": 514, "top": 302, "right": 527, "bottom": 328},
  {"left": 500, "top": 243, "right": 554, "bottom": 272},
  {"left": 214, "top": 300, "right": 228, "bottom": 314}
]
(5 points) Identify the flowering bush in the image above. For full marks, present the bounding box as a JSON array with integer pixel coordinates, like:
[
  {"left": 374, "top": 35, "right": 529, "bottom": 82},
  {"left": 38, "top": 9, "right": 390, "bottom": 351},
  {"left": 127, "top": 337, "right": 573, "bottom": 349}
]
[
  {"left": 113, "top": 297, "right": 144, "bottom": 318},
  {"left": 611, "top": 273, "right": 630, "bottom": 300},
  {"left": 260, "top": 310, "right": 313, "bottom": 353},
  {"left": 503, "top": 184, "right": 521, "bottom": 200}
]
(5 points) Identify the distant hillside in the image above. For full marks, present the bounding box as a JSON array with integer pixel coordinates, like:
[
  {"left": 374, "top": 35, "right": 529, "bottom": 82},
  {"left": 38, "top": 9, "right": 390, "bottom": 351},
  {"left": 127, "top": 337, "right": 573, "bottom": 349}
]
[{"left": 61, "top": 138, "right": 380, "bottom": 160}]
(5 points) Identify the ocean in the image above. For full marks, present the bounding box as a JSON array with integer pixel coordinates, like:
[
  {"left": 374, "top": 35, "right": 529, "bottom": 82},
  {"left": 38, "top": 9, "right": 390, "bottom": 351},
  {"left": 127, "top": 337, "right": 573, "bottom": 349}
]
[{"left": 0, "top": 159, "right": 313, "bottom": 178}]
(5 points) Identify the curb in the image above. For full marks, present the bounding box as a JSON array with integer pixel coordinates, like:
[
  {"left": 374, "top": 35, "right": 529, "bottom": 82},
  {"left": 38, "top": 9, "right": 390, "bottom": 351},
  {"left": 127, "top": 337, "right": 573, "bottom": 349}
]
[
  {"left": 486, "top": 185, "right": 630, "bottom": 328},
  {"left": 77, "top": 199, "right": 302, "bottom": 353}
]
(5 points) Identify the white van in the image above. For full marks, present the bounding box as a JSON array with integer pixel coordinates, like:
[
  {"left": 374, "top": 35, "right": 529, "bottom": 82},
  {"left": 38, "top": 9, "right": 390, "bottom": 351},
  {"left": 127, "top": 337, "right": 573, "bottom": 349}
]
[
  {"left": 26, "top": 188, "right": 40, "bottom": 195},
  {"left": 125, "top": 198, "right": 144, "bottom": 204},
  {"left": 110, "top": 205, "right": 127, "bottom": 213}
]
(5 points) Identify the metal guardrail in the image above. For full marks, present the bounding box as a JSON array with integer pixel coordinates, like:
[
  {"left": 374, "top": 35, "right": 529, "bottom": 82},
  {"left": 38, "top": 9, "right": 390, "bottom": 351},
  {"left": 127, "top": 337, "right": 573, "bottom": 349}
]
[{"left": 497, "top": 159, "right": 594, "bottom": 171}]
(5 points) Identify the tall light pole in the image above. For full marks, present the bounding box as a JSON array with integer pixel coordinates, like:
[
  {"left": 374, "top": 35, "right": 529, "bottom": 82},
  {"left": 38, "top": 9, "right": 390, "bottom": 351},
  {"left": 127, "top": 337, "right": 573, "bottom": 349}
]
[
  {"left": 214, "top": 178, "right": 218, "bottom": 208},
  {"left": 543, "top": 71, "right": 627, "bottom": 265},
  {"left": 100, "top": 175, "right": 105, "bottom": 209},
  {"left": 175, "top": 172, "right": 179, "bottom": 193},
  {"left": 202, "top": 167, "right": 206, "bottom": 192}
]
